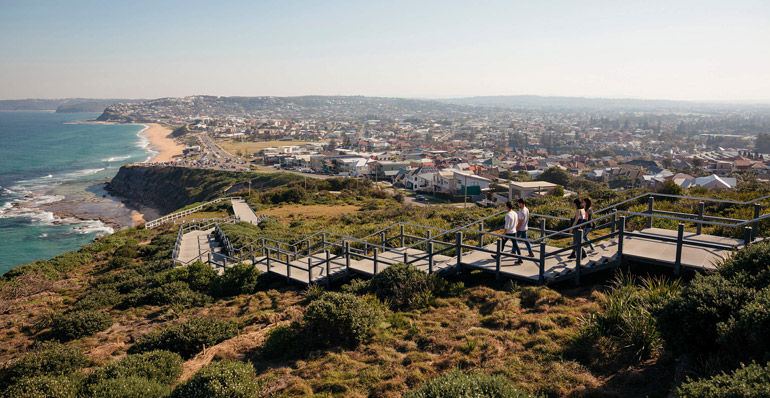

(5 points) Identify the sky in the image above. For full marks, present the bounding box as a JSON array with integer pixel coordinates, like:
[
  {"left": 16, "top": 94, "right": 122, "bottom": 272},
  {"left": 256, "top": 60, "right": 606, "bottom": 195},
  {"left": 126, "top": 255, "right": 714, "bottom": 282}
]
[{"left": 1, "top": 0, "right": 769, "bottom": 101}]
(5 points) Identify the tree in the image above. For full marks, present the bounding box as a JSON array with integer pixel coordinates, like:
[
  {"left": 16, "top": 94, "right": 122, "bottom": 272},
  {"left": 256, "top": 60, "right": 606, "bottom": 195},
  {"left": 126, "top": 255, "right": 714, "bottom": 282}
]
[
  {"left": 692, "top": 157, "right": 704, "bottom": 168},
  {"left": 537, "top": 167, "right": 572, "bottom": 186},
  {"left": 757, "top": 133, "right": 770, "bottom": 154}
]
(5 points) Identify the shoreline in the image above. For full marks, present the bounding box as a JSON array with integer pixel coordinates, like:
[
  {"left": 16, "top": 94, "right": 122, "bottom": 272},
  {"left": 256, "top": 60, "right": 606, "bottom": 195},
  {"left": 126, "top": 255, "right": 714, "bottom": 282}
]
[{"left": 141, "top": 123, "right": 185, "bottom": 163}]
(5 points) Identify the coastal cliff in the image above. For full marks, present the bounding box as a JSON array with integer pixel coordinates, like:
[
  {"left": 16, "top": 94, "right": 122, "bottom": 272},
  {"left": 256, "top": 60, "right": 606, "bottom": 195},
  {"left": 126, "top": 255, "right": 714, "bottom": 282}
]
[{"left": 107, "top": 165, "right": 303, "bottom": 214}]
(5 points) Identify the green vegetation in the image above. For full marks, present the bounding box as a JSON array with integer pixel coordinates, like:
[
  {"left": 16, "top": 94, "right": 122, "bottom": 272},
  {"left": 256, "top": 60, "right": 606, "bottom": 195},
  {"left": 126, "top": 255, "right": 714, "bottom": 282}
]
[
  {"left": 128, "top": 318, "right": 238, "bottom": 359},
  {"left": 170, "top": 360, "right": 261, "bottom": 398},
  {"left": 3, "top": 375, "right": 78, "bottom": 398},
  {"left": 262, "top": 292, "right": 384, "bottom": 359},
  {"left": 48, "top": 309, "right": 113, "bottom": 341},
  {"left": 405, "top": 370, "right": 539, "bottom": 398},
  {"left": 0, "top": 342, "right": 89, "bottom": 389},
  {"left": 85, "top": 376, "right": 170, "bottom": 398},
  {"left": 678, "top": 362, "right": 770, "bottom": 398},
  {"left": 84, "top": 350, "right": 183, "bottom": 386}
]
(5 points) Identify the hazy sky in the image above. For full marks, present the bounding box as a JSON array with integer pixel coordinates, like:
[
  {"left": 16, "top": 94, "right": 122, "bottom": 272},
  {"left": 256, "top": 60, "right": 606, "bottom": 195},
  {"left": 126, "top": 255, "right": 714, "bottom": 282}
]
[{"left": 1, "top": 0, "right": 769, "bottom": 101}]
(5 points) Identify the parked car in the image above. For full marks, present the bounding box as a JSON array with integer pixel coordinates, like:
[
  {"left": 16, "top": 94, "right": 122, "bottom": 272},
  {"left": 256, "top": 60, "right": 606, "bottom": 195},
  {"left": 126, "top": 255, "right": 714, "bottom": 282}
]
[{"left": 416, "top": 195, "right": 426, "bottom": 201}]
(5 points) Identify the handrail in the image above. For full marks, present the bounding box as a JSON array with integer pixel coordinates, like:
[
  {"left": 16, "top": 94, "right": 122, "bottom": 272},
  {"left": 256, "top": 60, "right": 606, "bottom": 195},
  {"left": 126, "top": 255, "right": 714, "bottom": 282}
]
[
  {"left": 595, "top": 192, "right": 770, "bottom": 215},
  {"left": 146, "top": 196, "right": 241, "bottom": 228}
]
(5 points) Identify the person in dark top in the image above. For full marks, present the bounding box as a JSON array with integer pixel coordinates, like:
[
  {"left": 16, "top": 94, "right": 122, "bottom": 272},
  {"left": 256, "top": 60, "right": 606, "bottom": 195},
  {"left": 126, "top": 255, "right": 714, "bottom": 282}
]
[
  {"left": 583, "top": 197, "right": 596, "bottom": 252},
  {"left": 568, "top": 198, "right": 588, "bottom": 259}
]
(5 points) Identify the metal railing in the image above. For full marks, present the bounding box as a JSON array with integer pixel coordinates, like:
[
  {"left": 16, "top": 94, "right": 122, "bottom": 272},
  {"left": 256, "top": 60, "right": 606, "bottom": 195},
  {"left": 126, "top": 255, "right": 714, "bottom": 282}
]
[{"left": 146, "top": 196, "right": 241, "bottom": 229}]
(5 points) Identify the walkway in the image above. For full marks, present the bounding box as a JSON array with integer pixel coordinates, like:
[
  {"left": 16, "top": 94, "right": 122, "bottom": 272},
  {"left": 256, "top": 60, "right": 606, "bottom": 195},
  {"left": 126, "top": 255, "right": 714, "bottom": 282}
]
[
  {"left": 231, "top": 198, "right": 261, "bottom": 224},
  {"left": 176, "top": 228, "right": 223, "bottom": 264}
]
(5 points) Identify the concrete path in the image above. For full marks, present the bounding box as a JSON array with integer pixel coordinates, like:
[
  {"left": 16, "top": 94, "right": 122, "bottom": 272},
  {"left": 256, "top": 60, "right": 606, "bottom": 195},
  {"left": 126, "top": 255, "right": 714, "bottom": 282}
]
[
  {"left": 231, "top": 198, "right": 260, "bottom": 224},
  {"left": 176, "top": 228, "right": 223, "bottom": 265}
]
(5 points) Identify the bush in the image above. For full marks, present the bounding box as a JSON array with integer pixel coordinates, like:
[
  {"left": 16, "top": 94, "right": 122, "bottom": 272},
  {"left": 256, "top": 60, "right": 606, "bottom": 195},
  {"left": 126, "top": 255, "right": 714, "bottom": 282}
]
[
  {"left": 717, "top": 241, "right": 770, "bottom": 290},
  {"left": 302, "top": 292, "right": 383, "bottom": 349},
  {"left": 3, "top": 375, "right": 78, "bottom": 398},
  {"left": 678, "top": 362, "right": 770, "bottom": 398},
  {"left": 0, "top": 342, "right": 89, "bottom": 388},
  {"left": 163, "top": 261, "right": 217, "bottom": 293},
  {"left": 73, "top": 288, "right": 121, "bottom": 311},
  {"left": 370, "top": 263, "right": 442, "bottom": 309},
  {"left": 260, "top": 324, "right": 300, "bottom": 360},
  {"left": 49, "top": 310, "right": 113, "bottom": 341},
  {"left": 85, "top": 350, "right": 183, "bottom": 386},
  {"left": 86, "top": 376, "right": 169, "bottom": 398},
  {"left": 404, "top": 370, "right": 537, "bottom": 398},
  {"left": 128, "top": 318, "right": 238, "bottom": 359},
  {"left": 170, "top": 360, "right": 260, "bottom": 398},
  {"left": 123, "top": 281, "right": 210, "bottom": 308},
  {"left": 209, "top": 263, "right": 262, "bottom": 297}
]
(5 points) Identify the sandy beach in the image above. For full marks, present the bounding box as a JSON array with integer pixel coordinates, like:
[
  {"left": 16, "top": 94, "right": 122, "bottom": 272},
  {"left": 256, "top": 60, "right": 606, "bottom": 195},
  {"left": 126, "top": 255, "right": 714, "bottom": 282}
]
[{"left": 143, "top": 123, "right": 184, "bottom": 162}]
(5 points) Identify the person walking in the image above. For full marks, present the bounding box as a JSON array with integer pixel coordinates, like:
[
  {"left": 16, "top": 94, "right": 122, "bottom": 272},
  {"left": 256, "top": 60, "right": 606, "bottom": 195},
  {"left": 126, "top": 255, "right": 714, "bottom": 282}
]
[
  {"left": 568, "top": 198, "right": 588, "bottom": 259},
  {"left": 492, "top": 201, "right": 522, "bottom": 264},
  {"left": 516, "top": 198, "right": 535, "bottom": 257},
  {"left": 583, "top": 197, "right": 596, "bottom": 252}
]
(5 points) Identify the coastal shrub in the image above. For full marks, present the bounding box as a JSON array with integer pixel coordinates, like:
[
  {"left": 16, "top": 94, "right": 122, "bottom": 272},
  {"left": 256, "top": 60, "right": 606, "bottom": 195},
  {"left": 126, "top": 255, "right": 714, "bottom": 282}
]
[
  {"left": 302, "top": 292, "right": 384, "bottom": 349},
  {"left": 209, "top": 263, "right": 262, "bottom": 297},
  {"left": 579, "top": 273, "right": 679, "bottom": 361},
  {"left": 84, "top": 350, "right": 183, "bottom": 386},
  {"left": 49, "top": 310, "right": 113, "bottom": 341},
  {"left": 114, "top": 240, "right": 139, "bottom": 258},
  {"left": 73, "top": 288, "right": 121, "bottom": 311},
  {"left": 106, "top": 256, "right": 133, "bottom": 271},
  {"left": 170, "top": 360, "right": 261, "bottom": 398},
  {"left": 370, "top": 263, "right": 439, "bottom": 309},
  {"left": 678, "top": 362, "right": 770, "bottom": 398},
  {"left": 123, "top": 281, "right": 210, "bottom": 308},
  {"left": 128, "top": 318, "right": 238, "bottom": 359},
  {"left": 3, "top": 375, "right": 78, "bottom": 398},
  {"left": 404, "top": 370, "right": 537, "bottom": 398},
  {"left": 655, "top": 272, "right": 754, "bottom": 358},
  {"left": 162, "top": 261, "right": 216, "bottom": 293},
  {"left": 0, "top": 342, "right": 89, "bottom": 388},
  {"left": 260, "top": 324, "right": 300, "bottom": 360},
  {"left": 85, "top": 376, "right": 169, "bottom": 398},
  {"left": 717, "top": 241, "right": 770, "bottom": 290},
  {"left": 47, "top": 251, "right": 92, "bottom": 273}
]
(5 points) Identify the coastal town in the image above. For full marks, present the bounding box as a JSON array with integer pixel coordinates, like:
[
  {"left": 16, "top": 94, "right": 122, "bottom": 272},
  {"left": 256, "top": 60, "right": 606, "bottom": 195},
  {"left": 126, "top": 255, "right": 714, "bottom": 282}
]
[{"left": 107, "top": 95, "right": 770, "bottom": 203}]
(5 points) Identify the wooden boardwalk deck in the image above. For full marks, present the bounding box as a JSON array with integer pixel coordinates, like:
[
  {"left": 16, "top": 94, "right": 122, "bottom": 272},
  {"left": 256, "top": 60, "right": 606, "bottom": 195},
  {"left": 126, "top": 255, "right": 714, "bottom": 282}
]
[
  {"left": 176, "top": 228, "right": 223, "bottom": 264},
  {"left": 231, "top": 198, "right": 260, "bottom": 224},
  {"left": 623, "top": 228, "right": 740, "bottom": 270}
]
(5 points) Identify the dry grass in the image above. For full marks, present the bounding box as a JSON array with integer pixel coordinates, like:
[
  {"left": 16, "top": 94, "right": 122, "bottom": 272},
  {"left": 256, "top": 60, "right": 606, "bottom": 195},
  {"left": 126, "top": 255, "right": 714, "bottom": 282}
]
[
  {"left": 217, "top": 139, "right": 326, "bottom": 157},
  {"left": 265, "top": 204, "right": 360, "bottom": 219}
]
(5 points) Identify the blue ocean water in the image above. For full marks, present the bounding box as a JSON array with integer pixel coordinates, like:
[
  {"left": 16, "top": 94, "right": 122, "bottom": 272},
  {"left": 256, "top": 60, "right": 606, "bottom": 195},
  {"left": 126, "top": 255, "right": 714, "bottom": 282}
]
[{"left": 0, "top": 111, "right": 150, "bottom": 274}]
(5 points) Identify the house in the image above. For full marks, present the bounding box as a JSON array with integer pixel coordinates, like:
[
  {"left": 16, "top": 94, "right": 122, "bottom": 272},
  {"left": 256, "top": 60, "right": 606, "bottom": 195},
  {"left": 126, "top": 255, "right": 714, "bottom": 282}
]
[
  {"left": 678, "top": 174, "right": 737, "bottom": 190},
  {"left": 501, "top": 181, "right": 559, "bottom": 199}
]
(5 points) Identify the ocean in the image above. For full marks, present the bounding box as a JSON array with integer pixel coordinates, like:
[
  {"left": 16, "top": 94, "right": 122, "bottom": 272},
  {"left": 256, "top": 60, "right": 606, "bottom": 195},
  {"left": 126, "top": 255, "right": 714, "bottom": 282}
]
[{"left": 0, "top": 111, "right": 151, "bottom": 274}]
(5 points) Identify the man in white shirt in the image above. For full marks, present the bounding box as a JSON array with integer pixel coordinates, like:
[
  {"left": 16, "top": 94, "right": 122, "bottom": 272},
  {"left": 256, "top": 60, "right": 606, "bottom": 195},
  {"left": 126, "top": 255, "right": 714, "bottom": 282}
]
[
  {"left": 492, "top": 201, "right": 523, "bottom": 264},
  {"left": 516, "top": 198, "right": 535, "bottom": 257}
]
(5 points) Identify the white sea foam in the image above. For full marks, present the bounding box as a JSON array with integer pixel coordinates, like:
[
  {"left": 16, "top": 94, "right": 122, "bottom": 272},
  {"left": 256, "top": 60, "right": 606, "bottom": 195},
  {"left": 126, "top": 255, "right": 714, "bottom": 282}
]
[
  {"left": 42, "top": 174, "right": 53, "bottom": 179},
  {"left": 102, "top": 155, "right": 131, "bottom": 162},
  {"left": 135, "top": 124, "right": 160, "bottom": 162},
  {"left": 74, "top": 221, "right": 114, "bottom": 235}
]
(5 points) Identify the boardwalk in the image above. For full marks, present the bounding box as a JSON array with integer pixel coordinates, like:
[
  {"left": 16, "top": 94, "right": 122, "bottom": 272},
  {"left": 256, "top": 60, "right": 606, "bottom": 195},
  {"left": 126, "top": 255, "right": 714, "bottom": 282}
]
[
  {"left": 176, "top": 228, "right": 223, "bottom": 264},
  {"left": 231, "top": 198, "right": 260, "bottom": 224},
  {"left": 623, "top": 228, "right": 740, "bottom": 270}
]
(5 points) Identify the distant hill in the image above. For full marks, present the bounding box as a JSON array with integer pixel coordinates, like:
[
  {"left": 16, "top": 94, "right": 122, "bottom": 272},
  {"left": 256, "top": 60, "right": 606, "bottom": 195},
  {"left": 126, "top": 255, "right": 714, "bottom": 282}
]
[
  {"left": 438, "top": 95, "right": 768, "bottom": 111},
  {"left": 0, "top": 98, "right": 141, "bottom": 112}
]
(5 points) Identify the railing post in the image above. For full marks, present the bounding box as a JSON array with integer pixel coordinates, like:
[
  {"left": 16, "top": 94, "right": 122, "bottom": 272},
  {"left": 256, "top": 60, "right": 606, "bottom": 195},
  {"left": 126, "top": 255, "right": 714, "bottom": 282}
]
[
  {"left": 753, "top": 204, "right": 761, "bottom": 241},
  {"left": 540, "top": 218, "right": 546, "bottom": 241},
  {"left": 307, "top": 239, "right": 311, "bottom": 256},
  {"left": 428, "top": 239, "right": 434, "bottom": 274},
  {"left": 611, "top": 211, "right": 617, "bottom": 234},
  {"left": 381, "top": 231, "right": 386, "bottom": 247},
  {"left": 647, "top": 196, "right": 655, "bottom": 229},
  {"left": 223, "top": 257, "right": 227, "bottom": 268},
  {"left": 207, "top": 252, "right": 211, "bottom": 265},
  {"left": 403, "top": 250, "right": 408, "bottom": 264},
  {"left": 456, "top": 232, "right": 463, "bottom": 269},
  {"left": 478, "top": 222, "right": 484, "bottom": 248},
  {"left": 495, "top": 238, "right": 501, "bottom": 280},
  {"left": 321, "top": 233, "right": 326, "bottom": 251},
  {"left": 373, "top": 249, "right": 379, "bottom": 275},
  {"left": 744, "top": 227, "right": 753, "bottom": 247},
  {"left": 266, "top": 247, "right": 272, "bottom": 274},
  {"left": 400, "top": 225, "right": 405, "bottom": 248},
  {"left": 675, "top": 223, "right": 684, "bottom": 275},
  {"left": 306, "top": 256, "right": 312, "bottom": 284},
  {"left": 293, "top": 245, "right": 298, "bottom": 262},
  {"left": 618, "top": 216, "right": 626, "bottom": 266},
  {"left": 325, "top": 250, "right": 331, "bottom": 288},
  {"left": 344, "top": 241, "right": 351, "bottom": 281},
  {"left": 697, "top": 202, "right": 704, "bottom": 235},
  {"left": 574, "top": 229, "right": 582, "bottom": 286},
  {"left": 538, "top": 241, "right": 546, "bottom": 285}
]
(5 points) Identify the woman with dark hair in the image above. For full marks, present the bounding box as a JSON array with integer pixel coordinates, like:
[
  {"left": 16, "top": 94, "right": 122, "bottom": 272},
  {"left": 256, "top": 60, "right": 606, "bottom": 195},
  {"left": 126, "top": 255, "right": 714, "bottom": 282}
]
[
  {"left": 568, "top": 198, "right": 588, "bottom": 259},
  {"left": 583, "top": 197, "right": 596, "bottom": 252}
]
